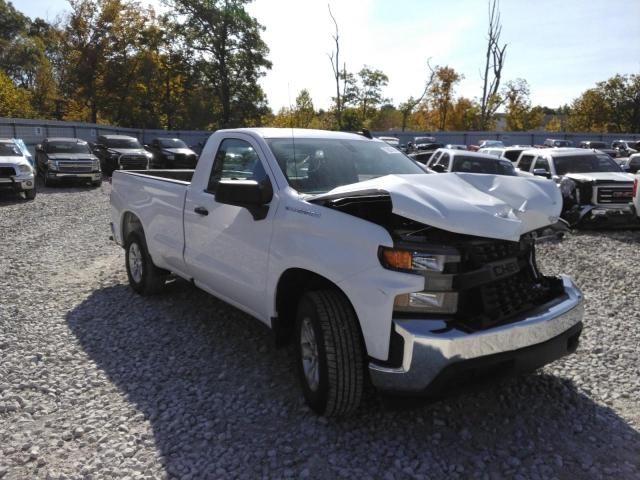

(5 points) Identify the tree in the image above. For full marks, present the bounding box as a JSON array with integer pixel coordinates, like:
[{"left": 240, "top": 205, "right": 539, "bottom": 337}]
[
  {"left": 166, "top": 0, "right": 271, "bottom": 128},
  {"left": 502, "top": 79, "right": 542, "bottom": 131},
  {"left": 429, "top": 65, "right": 463, "bottom": 130},
  {"left": 0, "top": 69, "right": 34, "bottom": 117},
  {"left": 354, "top": 66, "right": 388, "bottom": 124},
  {"left": 566, "top": 88, "right": 611, "bottom": 132},
  {"left": 479, "top": 0, "right": 507, "bottom": 130},
  {"left": 293, "top": 89, "right": 315, "bottom": 128},
  {"left": 447, "top": 97, "right": 480, "bottom": 130}
]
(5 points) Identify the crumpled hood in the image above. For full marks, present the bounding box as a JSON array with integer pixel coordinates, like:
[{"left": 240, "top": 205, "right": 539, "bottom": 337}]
[
  {"left": 564, "top": 172, "right": 634, "bottom": 183},
  {"left": 308, "top": 173, "right": 562, "bottom": 242},
  {"left": 47, "top": 153, "right": 97, "bottom": 161}
]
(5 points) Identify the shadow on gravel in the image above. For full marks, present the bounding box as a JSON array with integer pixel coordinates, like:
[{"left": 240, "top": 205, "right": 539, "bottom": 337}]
[
  {"left": 0, "top": 190, "right": 28, "bottom": 205},
  {"left": 67, "top": 281, "right": 640, "bottom": 478}
]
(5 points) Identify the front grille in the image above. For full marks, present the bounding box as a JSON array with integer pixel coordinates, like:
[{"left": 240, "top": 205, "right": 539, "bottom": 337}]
[
  {"left": 596, "top": 184, "right": 634, "bottom": 204},
  {"left": 57, "top": 161, "right": 94, "bottom": 173},
  {"left": 0, "top": 166, "right": 16, "bottom": 177},
  {"left": 119, "top": 155, "right": 148, "bottom": 170}
]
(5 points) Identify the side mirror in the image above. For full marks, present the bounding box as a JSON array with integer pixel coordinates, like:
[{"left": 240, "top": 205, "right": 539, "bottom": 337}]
[
  {"left": 532, "top": 168, "right": 550, "bottom": 178},
  {"left": 431, "top": 164, "right": 446, "bottom": 173},
  {"left": 215, "top": 179, "right": 273, "bottom": 220}
]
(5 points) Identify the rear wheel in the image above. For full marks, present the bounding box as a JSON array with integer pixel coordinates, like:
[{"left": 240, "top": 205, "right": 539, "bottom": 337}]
[
  {"left": 92, "top": 179, "right": 102, "bottom": 187},
  {"left": 295, "top": 290, "right": 365, "bottom": 416},
  {"left": 125, "top": 232, "right": 166, "bottom": 295}
]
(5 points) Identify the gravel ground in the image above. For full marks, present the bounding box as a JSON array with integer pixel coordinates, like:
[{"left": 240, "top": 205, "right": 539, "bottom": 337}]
[{"left": 0, "top": 182, "right": 639, "bottom": 480}]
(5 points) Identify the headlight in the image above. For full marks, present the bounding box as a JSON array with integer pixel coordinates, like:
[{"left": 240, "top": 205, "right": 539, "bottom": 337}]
[
  {"left": 145, "top": 151, "right": 154, "bottom": 159},
  {"left": 393, "top": 291, "right": 458, "bottom": 314},
  {"left": 93, "top": 160, "right": 101, "bottom": 170},
  {"left": 18, "top": 164, "right": 32, "bottom": 174},
  {"left": 380, "top": 246, "right": 460, "bottom": 314},
  {"left": 47, "top": 160, "right": 58, "bottom": 170},
  {"left": 379, "top": 247, "right": 447, "bottom": 273}
]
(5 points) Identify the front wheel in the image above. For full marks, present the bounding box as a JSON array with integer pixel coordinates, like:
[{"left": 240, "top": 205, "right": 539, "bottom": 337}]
[
  {"left": 23, "top": 187, "right": 36, "bottom": 200},
  {"left": 295, "top": 290, "right": 365, "bottom": 416},
  {"left": 125, "top": 232, "right": 166, "bottom": 295}
]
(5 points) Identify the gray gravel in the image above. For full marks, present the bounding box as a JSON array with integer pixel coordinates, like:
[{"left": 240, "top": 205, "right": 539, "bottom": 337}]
[{"left": 0, "top": 182, "right": 639, "bottom": 480}]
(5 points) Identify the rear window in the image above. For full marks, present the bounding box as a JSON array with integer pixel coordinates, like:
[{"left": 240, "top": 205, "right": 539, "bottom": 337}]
[{"left": 452, "top": 156, "right": 516, "bottom": 175}]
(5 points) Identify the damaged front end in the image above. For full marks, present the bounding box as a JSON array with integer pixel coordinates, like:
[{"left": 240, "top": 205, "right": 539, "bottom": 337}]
[
  {"left": 314, "top": 193, "right": 566, "bottom": 332},
  {"left": 560, "top": 176, "right": 638, "bottom": 228}
]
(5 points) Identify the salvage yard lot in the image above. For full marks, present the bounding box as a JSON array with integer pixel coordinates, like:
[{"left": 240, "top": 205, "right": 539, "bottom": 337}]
[{"left": 0, "top": 183, "right": 639, "bottom": 479}]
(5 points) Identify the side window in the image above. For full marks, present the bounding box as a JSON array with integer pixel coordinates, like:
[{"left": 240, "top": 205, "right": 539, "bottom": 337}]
[
  {"left": 207, "top": 138, "right": 268, "bottom": 193},
  {"left": 534, "top": 157, "right": 550, "bottom": 172},
  {"left": 438, "top": 153, "right": 450, "bottom": 169},
  {"left": 518, "top": 154, "right": 534, "bottom": 171}
]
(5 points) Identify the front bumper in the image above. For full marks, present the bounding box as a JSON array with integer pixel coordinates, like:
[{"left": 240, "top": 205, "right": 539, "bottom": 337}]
[
  {"left": 566, "top": 204, "right": 640, "bottom": 228},
  {"left": 48, "top": 171, "right": 102, "bottom": 180},
  {"left": 0, "top": 173, "right": 35, "bottom": 191},
  {"left": 369, "top": 275, "right": 583, "bottom": 394}
]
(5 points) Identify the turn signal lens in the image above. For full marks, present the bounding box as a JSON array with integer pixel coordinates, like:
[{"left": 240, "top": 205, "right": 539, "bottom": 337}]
[
  {"left": 381, "top": 248, "right": 412, "bottom": 270},
  {"left": 380, "top": 247, "right": 447, "bottom": 273}
]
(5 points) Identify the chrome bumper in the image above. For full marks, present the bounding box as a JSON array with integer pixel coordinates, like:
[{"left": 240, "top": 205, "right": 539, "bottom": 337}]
[
  {"left": 50, "top": 172, "right": 101, "bottom": 178},
  {"left": 369, "top": 275, "right": 583, "bottom": 393}
]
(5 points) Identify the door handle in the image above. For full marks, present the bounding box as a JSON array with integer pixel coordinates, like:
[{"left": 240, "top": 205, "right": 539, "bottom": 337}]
[{"left": 194, "top": 206, "right": 209, "bottom": 216}]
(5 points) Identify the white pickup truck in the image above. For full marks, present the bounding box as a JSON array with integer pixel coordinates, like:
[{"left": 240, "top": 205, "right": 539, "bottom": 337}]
[{"left": 110, "top": 128, "right": 584, "bottom": 416}]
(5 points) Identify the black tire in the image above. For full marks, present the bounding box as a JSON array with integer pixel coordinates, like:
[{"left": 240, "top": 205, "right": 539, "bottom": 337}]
[
  {"left": 92, "top": 179, "right": 103, "bottom": 187},
  {"left": 125, "top": 232, "right": 165, "bottom": 295},
  {"left": 43, "top": 172, "right": 55, "bottom": 187},
  {"left": 24, "top": 188, "right": 36, "bottom": 200},
  {"left": 295, "top": 290, "right": 365, "bottom": 416}
]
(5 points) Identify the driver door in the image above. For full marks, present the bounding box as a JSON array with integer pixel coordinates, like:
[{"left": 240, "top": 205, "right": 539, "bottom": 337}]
[{"left": 183, "top": 135, "right": 276, "bottom": 321}]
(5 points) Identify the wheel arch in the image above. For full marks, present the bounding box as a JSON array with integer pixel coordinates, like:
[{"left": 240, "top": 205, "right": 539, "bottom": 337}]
[
  {"left": 121, "top": 210, "right": 145, "bottom": 243},
  {"left": 272, "top": 268, "right": 362, "bottom": 349}
]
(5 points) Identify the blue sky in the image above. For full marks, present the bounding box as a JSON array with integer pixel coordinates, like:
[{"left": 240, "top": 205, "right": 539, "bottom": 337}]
[{"left": 12, "top": 0, "right": 640, "bottom": 112}]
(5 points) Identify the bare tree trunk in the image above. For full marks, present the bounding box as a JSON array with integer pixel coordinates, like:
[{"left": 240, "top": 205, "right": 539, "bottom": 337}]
[
  {"left": 400, "top": 60, "right": 436, "bottom": 131},
  {"left": 328, "top": 5, "right": 342, "bottom": 129},
  {"left": 479, "top": 0, "right": 507, "bottom": 130}
]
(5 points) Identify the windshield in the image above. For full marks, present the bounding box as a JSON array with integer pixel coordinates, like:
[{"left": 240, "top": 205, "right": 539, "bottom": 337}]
[
  {"left": 105, "top": 138, "right": 142, "bottom": 149},
  {"left": 158, "top": 138, "right": 187, "bottom": 148},
  {"left": 452, "top": 156, "right": 517, "bottom": 175},
  {"left": 0, "top": 143, "right": 21, "bottom": 157},
  {"left": 554, "top": 154, "right": 622, "bottom": 175},
  {"left": 266, "top": 138, "right": 425, "bottom": 194},
  {"left": 588, "top": 142, "right": 607, "bottom": 149},
  {"left": 45, "top": 141, "right": 91, "bottom": 154}
]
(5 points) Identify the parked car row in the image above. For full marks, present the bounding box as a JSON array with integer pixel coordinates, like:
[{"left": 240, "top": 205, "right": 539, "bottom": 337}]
[{"left": 0, "top": 134, "right": 201, "bottom": 197}]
